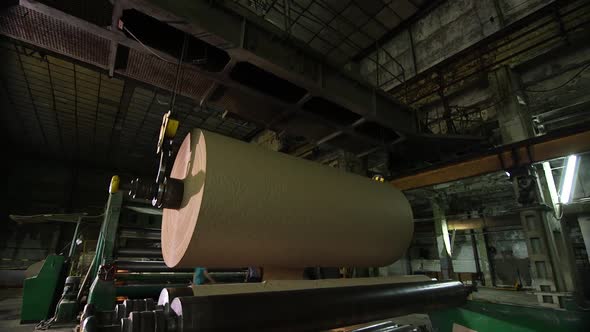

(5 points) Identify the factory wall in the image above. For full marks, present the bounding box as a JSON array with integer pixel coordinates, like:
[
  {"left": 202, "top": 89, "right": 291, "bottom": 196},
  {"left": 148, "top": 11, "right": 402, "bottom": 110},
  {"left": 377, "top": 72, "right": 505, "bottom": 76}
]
[
  {"left": 1, "top": 159, "right": 119, "bottom": 276},
  {"left": 0, "top": 222, "right": 77, "bottom": 270},
  {"left": 358, "top": 0, "right": 547, "bottom": 90},
  {"left": 450, "top": 232, "right": 477, "bottom": 273},
  {"left": 518, "top": 42, "right": 590, "bottom": 110},
  {"left": 5, "top": 159, "right": 116, "bottom": 215},
  {"left": 576, "top": 154, "right": 590, "bottom": 201},
  {"left": 403, "top": 214, "right": 534, "bottom": 286},
  {"left": 357, "top": 0, "right": 589, "bottom": 139},
  {"left": 407, "top": 230, "right": 480, "bottom": 275},
  {"left": 408, "top": 227, "right": 440, "bottom": 274},
  {"left": 486, "top": 227, "right": 532, "bottom": 287}
]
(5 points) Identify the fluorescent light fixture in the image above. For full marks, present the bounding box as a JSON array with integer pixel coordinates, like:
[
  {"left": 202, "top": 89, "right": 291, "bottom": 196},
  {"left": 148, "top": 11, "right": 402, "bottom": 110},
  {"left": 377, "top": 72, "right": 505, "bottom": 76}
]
[
  {"left": 441, "top": 220, "right": 452, "bottom": 256},
  {"left": 560, "top": 155, "right": 578, "bottom": 204},
  {"left": 542, "top": 162, "right": 559, "bottom": 207}
]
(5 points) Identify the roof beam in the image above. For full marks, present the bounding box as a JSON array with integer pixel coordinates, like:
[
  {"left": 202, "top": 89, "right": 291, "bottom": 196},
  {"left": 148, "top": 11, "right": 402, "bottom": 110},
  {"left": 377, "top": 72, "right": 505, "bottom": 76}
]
[
  {"left": 3, "top": 0, "right": 412, "bottom": 154},
  {"left": 108, "top": 0, "right": 127, "bottom": 77},
  {"left": 2, "top": 0, "right": 485, "bottom": 162},
  {"left": 350, "top": 0, "right": 446, "bottom": 62},
  {"left": 391, "top": 126, "right": 590, "bottom": 190},
  {"left": 107, "top": 80, "right": 136, "bottom": 159},
  {"left": 129, "top": 0, "right": 417, "bottom": 134}
]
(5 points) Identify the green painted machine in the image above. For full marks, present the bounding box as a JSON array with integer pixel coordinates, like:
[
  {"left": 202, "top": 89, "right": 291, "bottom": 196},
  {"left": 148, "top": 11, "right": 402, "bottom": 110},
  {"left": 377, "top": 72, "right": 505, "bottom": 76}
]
[
  {"left": 19, "top": 214, "right": 84, "bottom": 323},
  {"left": 429, "top": 299, "right": 590, "bottom": 332},
  {"left": 73, "top": 188, "right": 193, "bottom": 320},
  {"left": 20, "top": 255, "right": 67, "bottom": 323},
  {"left": 20, "top": 182, "right": 194, "bottom": 325}
]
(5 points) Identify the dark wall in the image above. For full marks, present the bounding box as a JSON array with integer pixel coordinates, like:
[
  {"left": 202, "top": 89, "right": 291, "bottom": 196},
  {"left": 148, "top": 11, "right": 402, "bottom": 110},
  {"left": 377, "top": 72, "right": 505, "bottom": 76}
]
[
  {"left": 1, "top": 159, "right": 128, "bottom": 272},
  {"left": 5, "top": 159, "right": 115, "bottom": 216},
  {"left": 486, "top": 226, "right": 532, "bottom": 287}
]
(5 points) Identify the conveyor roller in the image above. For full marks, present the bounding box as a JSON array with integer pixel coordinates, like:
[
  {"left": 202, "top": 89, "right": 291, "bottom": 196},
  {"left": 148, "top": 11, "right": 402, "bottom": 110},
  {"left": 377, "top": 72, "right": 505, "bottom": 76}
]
[
  {"left": 114, "top": 260, "right": 193, "bottom": 273},
  {"left": 168, "top": 281, "right": 471, "bottom": 331},
  {"left": 116, "top": 248, "right": 163, "bottom": 258}
]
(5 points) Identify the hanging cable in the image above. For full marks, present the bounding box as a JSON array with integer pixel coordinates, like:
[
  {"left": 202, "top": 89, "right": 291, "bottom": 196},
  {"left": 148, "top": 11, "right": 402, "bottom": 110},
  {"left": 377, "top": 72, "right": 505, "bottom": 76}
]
[
  {"left": 169, "top": 33, "right": 189, "bottom": 116},
  {"left": 523, "top": 62, "right": 590, "bottom": 93},
  {"left": 122, "top": 25, "right": 175, "bottom": 64},
  {"left": 121, "top": 21, "right": 187, "bottom": 115}
]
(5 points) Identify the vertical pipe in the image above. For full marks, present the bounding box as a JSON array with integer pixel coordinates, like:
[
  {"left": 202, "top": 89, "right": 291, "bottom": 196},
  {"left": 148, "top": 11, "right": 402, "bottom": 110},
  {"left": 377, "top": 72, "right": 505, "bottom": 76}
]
[
  {"left": 470, "top": 229, "right": 483, "bottom": 285},
  {"left": 68, "top": 217, "right": 82, "bottom": 258},
  {"left": 283, "top": 0, "right": 291, "bottom": 36}
]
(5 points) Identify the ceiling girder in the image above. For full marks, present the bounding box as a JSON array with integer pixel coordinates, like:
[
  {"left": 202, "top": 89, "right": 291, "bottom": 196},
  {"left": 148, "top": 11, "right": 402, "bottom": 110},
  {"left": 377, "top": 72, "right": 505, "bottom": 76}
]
[{"left": 131, "top": 0, "right": 417, "bottom": 134}]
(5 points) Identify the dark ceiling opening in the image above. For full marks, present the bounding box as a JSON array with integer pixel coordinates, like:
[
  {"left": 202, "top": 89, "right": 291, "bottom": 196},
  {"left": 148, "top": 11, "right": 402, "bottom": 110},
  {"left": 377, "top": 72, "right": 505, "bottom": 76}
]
[
  {"left": 121, "top": 9, "right": 230, "bottom": 72},
  {"left": 229, "top": 61, "right": 308, "bottom": 103},
  {"left": 354, "top": 121, "right": 401, "bottom": 142},
  {"left": 302, "top": 97, "right": 362, "bottom": 125}
]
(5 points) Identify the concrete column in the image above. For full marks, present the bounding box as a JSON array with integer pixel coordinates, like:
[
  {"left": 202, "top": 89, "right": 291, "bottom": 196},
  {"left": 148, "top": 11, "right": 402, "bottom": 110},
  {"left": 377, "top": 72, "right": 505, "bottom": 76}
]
[
  {"left": 578, "top": 214, "right": 590, "bottom": 264},
  {"left": 49, "top": 224, "right": 62, "bottom": 256},
  {"left": 251, "top": 129, "right": 282, "bottom": 151},
  {"left": 377, "top": 254, "right": 411, "bottom": 277},
  {"left": 489, "top": 66, "right": 533, "bottom": 144},
  {"left": 536, "top": 165, "right": 577, "bottom": 293},
  {"left": 512, "top": 167, "right": 561, "bottom": 307},
  {"left": 432, "top": 199, "right": 454, "bottom": 280},
  {"left": 337, "top": 151, "right": 364, "bottom": 175},
  {"left": 342, "top": 151, "right": 370, "bottom": 278},
  {"left": 473, "top": 229, "right": 494, "bottom": 286},
  {"left": 537, "top": 165, "right": 577, "bottom": 293}
]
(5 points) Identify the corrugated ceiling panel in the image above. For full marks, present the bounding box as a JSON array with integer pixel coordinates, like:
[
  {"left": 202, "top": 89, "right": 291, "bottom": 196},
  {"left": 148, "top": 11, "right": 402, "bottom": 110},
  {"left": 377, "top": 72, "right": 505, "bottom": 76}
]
[
  {"left": 120, "top": 49, "right": 214, "bottom": 101},
  {"left": 0, "top": 6, "right": 110, "bottom": 67}
]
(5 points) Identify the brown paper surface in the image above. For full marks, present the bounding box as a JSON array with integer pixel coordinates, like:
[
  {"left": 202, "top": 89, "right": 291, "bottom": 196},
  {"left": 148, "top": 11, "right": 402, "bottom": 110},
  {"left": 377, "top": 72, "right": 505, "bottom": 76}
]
[{"left": 162, "top": 129, "right": 414, "bottom": 268}]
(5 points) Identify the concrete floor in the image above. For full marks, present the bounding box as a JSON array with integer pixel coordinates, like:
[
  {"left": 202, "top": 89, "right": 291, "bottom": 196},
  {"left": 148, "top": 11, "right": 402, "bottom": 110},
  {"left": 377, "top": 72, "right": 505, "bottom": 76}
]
[
  {"left": 0, "top": 288, "right": 74, "bottom": 332},
  {"left": 472, "top": 287, "right": 539, "bottom": 306},
  {"left": 0, "top": 288, "right": 36, "bottom": 332}
]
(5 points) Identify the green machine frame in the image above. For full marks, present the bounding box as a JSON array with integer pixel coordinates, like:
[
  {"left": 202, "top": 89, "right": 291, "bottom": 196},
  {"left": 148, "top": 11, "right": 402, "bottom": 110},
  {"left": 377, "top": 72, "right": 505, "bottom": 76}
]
[
  {"left": 429, "top": 299, "right": 590, "bottom": 332},
  {"left": 20, "top": 255, "right": 67, "bottom": 323},
  {"left": 20, "top": 215, "right": 83, "bottom": 323}
]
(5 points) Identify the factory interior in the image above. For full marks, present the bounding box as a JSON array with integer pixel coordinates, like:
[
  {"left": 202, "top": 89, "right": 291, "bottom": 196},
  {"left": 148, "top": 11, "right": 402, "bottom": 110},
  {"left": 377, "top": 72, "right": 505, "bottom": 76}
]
[{"left": 1, "top": 0, "right": 590, "bottom": 331}]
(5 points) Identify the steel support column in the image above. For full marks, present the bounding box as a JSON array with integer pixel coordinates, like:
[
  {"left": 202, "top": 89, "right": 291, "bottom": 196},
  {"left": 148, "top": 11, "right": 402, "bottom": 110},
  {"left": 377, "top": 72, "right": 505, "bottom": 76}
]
[{"left": 473, "top": 229, "right": 494, "bottom": 287}]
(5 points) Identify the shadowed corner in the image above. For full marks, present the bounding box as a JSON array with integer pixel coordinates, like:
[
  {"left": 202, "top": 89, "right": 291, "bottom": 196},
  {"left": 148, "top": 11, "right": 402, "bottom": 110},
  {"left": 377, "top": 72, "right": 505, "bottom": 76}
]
[{"left": 178, "top": 170, "right": 205, "bottom": 210}]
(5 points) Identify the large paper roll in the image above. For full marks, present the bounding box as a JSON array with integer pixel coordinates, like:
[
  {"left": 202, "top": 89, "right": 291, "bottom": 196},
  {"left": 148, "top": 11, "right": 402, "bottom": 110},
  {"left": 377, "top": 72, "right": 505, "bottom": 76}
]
[{"left": 162, "top": 129, "right": 413, "bottom": 268}]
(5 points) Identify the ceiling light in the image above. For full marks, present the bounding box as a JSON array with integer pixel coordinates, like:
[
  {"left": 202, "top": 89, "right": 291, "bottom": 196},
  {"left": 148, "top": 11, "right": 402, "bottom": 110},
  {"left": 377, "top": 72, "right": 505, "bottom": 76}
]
[
  {"left": 560, "top": 155, "right": 578, "bottom": 204},
  {"left": 542, "top": 162, "right": 559, "bottom": 207}
]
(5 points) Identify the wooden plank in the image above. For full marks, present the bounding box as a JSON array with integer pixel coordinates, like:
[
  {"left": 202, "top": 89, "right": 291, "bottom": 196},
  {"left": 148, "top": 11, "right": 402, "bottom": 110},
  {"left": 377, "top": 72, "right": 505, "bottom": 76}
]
[{"left": 392, "top": 129, "right": 590, "bottom": 190}]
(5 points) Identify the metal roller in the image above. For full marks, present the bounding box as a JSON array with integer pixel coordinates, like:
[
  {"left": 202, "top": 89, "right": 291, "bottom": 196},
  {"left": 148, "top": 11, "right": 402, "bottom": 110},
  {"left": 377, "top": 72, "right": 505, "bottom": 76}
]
[
  {"left": 129, "top": 311, "right": 142, "bottom": 332},
  {"left": 158, "top": 287, "right": 194, "bottom": 307},
  {"left": 116, "top": 299, "right": 159, "bottom": 322},
  {"left": 169, "top": 281, "right": 471, "bottom": 332},
  {"left": 351, "top": 322, "right": 415, "bottom": 332},
  {"left": 115, "top": 272, "right": 193, "bottom": 283},
  {"left": 119, "top": 228, "right": 161, "bottom": 240},
  {"left": 114, "top": 260, "right": 193, "bottom": 272},
  {"left": 116, "top": 284, "right": 188, "bottom": 299},
  {"left": 117, "top": 248, "right": 163, "bottom": 258}
]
